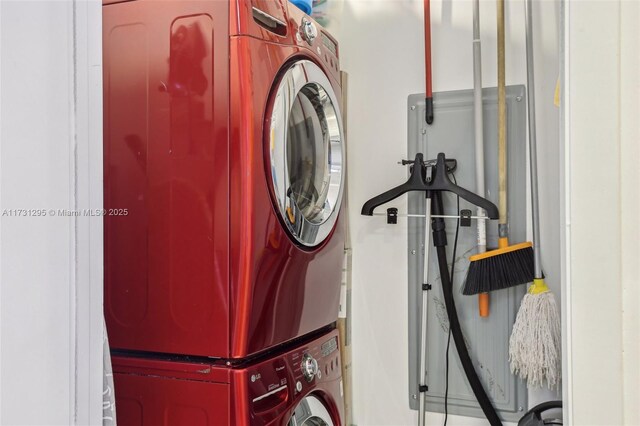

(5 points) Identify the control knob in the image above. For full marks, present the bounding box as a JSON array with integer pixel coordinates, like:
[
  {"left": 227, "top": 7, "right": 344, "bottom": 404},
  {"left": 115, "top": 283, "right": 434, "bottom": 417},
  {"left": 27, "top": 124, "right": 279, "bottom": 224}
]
[
  {"left": 300, "top": 353, "right": 318, "bottom": 382},
  {"left": 300, "top": 17, "right": 317, "bottom": 45}
]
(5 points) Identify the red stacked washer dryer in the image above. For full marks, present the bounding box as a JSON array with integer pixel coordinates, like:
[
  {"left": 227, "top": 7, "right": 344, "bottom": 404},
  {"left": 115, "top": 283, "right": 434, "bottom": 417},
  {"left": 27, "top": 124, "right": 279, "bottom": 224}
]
[
  {"left": 103, "top": 0, "right": 346, "bottom": 424},
  {"left": 112, "top": 329, "right": 344, "bottom": 426}
]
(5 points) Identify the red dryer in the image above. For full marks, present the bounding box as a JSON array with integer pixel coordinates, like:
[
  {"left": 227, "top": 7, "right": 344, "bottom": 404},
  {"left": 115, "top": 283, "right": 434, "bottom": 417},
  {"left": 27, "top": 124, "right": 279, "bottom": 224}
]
[{"left": 103, "top": 0, "right": 346, "bottom": 359}]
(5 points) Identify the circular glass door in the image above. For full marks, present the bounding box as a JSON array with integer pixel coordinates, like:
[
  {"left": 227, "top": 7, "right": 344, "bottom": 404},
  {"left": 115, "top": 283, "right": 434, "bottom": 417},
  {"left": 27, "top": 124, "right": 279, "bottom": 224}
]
[
  {"left": 268, "top": 60, "right": 344, "bottom": 247},
  {"left": 287, "top": 395, "right": 335, "bottom": 426}
]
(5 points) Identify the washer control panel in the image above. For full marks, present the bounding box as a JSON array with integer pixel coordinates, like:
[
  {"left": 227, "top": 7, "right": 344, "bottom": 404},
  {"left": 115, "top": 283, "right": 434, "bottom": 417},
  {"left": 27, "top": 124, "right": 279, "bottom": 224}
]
[
  {"left": 300, "top": 353, "right": 319, "bottom": 382},
  {"left": 288, "top": 335, "right": 340, "bottom": 390},
  {"left": 246, "top": 331, "right": 341, "bottom": 423}
]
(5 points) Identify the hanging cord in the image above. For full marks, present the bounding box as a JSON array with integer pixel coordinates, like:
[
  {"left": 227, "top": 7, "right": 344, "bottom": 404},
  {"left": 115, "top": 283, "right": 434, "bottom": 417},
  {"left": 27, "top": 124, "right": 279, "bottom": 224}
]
[
  {"left": 443, "top": 173, "right": 460, "bottom": 426},
  {"left": 431, "top": 190, "right": 502, "bottom": 426}
]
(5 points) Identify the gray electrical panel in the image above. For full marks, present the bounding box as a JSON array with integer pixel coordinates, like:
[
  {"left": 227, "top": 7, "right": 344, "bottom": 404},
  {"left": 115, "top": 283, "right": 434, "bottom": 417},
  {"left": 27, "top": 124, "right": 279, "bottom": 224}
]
[{"left": 407, "top": 86, "right": 528, "bottom": 421}]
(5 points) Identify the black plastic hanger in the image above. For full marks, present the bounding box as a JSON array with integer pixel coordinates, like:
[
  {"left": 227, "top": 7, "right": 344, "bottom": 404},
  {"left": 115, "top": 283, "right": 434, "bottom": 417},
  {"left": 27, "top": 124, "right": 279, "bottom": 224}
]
[{"left": 361, "top": 152, "right": 499, "bottom": 219}]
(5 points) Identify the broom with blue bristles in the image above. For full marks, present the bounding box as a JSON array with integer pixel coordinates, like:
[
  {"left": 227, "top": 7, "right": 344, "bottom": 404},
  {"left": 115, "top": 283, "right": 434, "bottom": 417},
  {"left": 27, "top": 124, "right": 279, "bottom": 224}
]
[{"left": 508, "top": 0, "right": 561, "bottom": 390}]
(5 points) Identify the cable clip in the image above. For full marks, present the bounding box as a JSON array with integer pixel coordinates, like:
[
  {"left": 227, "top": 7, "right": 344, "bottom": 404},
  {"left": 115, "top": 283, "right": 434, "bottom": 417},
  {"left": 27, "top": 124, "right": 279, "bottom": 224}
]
[
  {"left": 387, "top": 207, "right": 398, "bottom": 224},
  {"left": 460, "top": 209, "right": 472, "bottom": 227},
  {"left": 422, "top": 283, "right": 432, "bottom": 291},
  {"left": 419, "top": 385, "right": 429, "bottom": 392}
]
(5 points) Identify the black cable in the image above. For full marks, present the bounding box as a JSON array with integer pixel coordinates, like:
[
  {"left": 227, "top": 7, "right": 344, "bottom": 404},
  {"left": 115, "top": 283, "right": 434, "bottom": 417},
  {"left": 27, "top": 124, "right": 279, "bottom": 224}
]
[
  {"left": 431, "top": 190, "right": 502, "bottom": 426},
  {"left": 444, "top": 174, "right": 460, "bottom": 426}
]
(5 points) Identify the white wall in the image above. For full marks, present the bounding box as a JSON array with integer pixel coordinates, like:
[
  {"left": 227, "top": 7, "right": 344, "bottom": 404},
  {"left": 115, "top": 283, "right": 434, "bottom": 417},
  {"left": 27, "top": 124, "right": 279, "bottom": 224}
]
[
  {"left": 619, "top": 3, "right": 640, "bottom": 423},
  {"left": 0, "top": 1, "right": 103, "bottom": 424},
  {"left": 326, "top": 0, "right": 561, "bottom": 424},
  {"left": 563, "top": 0, "right": 640, "bottom": 424}
]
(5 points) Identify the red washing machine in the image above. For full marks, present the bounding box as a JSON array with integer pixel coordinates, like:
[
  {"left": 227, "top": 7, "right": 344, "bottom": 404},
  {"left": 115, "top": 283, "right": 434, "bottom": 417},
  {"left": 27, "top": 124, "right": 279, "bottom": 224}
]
[
  {"left": 103, "top": 0, "right": 346, "bottom": 360},
  {"left": 112, "top": 328, "right": 344, "bottom": 426}
]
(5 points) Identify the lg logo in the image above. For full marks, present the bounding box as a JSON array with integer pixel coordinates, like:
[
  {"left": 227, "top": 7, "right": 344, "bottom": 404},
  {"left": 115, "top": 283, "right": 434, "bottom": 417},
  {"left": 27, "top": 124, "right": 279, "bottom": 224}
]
[{"left": 250, "top": 373, "right": 261, "bottom": 383}]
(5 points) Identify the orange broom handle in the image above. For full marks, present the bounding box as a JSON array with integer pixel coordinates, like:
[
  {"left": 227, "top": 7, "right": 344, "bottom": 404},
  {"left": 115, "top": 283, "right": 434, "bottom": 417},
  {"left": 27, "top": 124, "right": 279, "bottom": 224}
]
[
  {"left": 479, "top": 293, "right": 489, "bottom": 317},
  {"left": 479, "top": 232, "right": 507, "bottom": 314}
]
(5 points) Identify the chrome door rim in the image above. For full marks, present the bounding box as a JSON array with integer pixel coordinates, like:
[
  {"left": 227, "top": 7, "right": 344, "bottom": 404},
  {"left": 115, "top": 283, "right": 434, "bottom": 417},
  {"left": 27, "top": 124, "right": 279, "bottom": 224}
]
[
  {"left": 288, "top": 395, "right": 335, "bottom": 426},
  {"left": 268, "top": 60, "right": 344, "bottom": 247}
]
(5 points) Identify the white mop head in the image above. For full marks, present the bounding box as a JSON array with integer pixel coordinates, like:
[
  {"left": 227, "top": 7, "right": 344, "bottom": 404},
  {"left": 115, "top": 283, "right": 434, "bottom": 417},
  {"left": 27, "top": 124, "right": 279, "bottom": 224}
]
[{"left": 509, "top": 279, "right": 561, "bottom": 390}]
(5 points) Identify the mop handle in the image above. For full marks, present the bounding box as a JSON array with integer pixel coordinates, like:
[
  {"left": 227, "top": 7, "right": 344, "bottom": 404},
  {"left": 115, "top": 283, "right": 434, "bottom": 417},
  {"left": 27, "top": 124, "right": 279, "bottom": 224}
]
[
  {"left": 473, "top": 0, "right": 486, "bottom": 240},
  {"left": 524, "top": 0, "right": 542, "bottom": 278}
]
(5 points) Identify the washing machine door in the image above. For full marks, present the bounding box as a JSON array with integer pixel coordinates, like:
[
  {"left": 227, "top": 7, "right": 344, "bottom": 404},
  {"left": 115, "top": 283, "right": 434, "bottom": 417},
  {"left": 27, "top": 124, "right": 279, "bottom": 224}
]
[
  {"left": 269, "top": 60, "right": 344, "bottom": 247},
  {"left": 287, "top": 395, "right": 335, "bottom": 426}
]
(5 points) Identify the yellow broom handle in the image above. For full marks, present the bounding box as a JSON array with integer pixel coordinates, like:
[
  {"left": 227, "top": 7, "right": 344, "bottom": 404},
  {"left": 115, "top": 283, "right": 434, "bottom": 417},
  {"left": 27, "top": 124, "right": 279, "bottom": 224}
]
[{"left": 497, "top": 0, "right": 507, "bottom": 229}]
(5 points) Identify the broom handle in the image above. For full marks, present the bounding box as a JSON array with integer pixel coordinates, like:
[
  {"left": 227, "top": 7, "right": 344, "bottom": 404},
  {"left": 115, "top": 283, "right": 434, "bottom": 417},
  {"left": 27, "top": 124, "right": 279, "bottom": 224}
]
[
  {"left": 524, "top": 0, "right": 542, "bottom": 278},
  {"left": 497, "top": 0, "right": 508, "bottom": 236},
  {"left": 473, "top": 0, "right": 490, "bottom": 317}
]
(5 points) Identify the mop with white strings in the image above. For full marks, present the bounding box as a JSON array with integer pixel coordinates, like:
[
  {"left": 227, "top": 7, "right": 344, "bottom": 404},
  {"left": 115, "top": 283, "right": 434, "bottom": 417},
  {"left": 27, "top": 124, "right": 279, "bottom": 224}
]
[{"left": 508, "top": 0, "right": 561, "bottom": 390}]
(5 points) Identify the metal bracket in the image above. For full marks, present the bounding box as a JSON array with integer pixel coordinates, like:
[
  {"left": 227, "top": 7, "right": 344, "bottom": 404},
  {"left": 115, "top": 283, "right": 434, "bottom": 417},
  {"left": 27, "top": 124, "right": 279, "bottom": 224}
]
[
  {"left": 400, "top": 158, "right": 457, "bottom": 174},
  {"left": 460, "top": 209, "right": 472, "bottom": 227},
  {"left": 387, "top": 208, "right": 398, "bottom": 224}
]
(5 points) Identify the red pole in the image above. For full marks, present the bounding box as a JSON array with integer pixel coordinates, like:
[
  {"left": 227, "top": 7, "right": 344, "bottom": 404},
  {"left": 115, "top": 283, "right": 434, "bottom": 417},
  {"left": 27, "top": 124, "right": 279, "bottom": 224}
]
[{"left": 424, "top": 0, "right": 434, "bottom": 124}]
